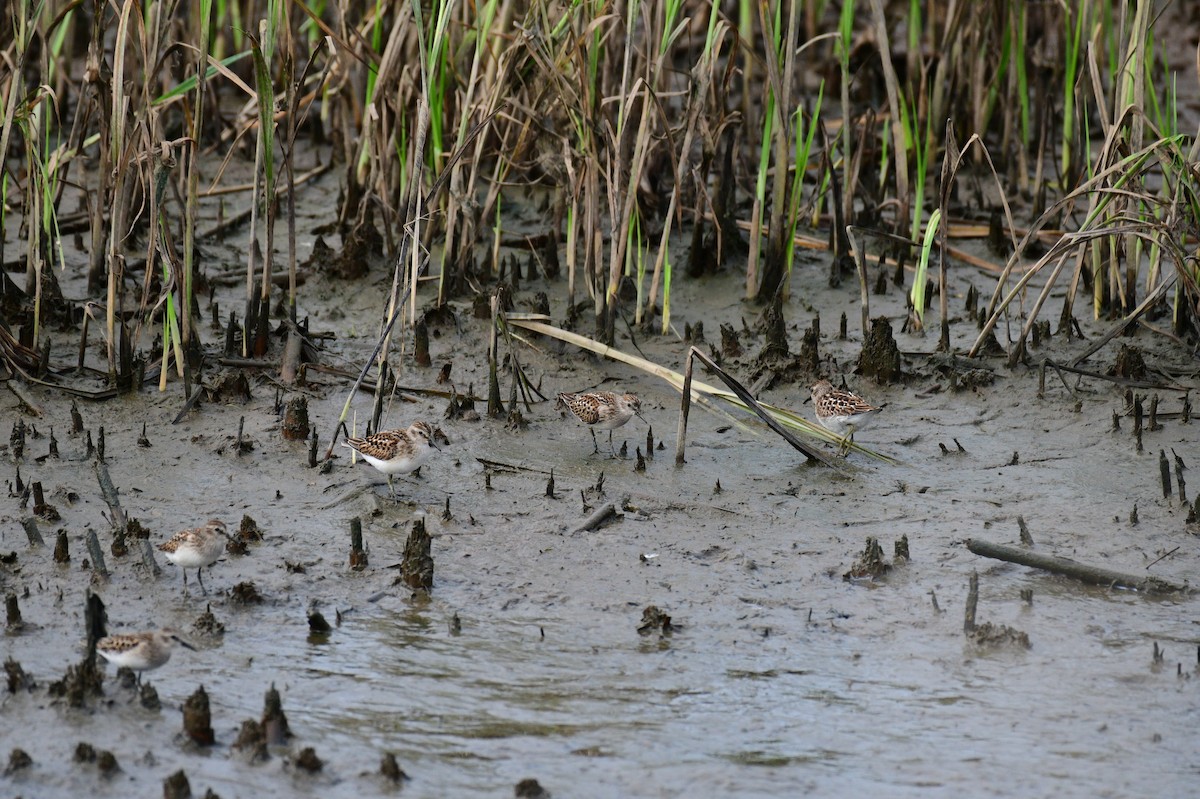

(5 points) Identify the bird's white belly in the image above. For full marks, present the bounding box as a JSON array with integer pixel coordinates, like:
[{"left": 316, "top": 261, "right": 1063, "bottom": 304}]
[
  {"left": 163, "top": 548, "right": 220, "bottom": 569},
  {"left": 361, "top": 447, "right": 432, "bottom": 475}
]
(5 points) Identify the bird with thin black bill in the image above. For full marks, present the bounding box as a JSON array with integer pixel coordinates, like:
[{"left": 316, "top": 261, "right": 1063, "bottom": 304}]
[
  {"left": 158, "top": 519, "right": 231, "bottom": 593},
  {"left": 96, "top": 628, "right": 196, "bottom": 686},
  {"left": 342, "top": 421, "right": 441, "bottom": 500},
  {"left": 809, "top": 379, "right": 882, "bottom": 456},
  {"left": 556, "top": 391, "right": 644, "bottom": 456}
]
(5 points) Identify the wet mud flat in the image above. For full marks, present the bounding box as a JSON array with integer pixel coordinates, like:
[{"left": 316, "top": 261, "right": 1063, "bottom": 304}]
[
  {"left": 5, "top": 0, "right": 1200, "bottom": 792},
  {"left": 3, "top": 194, "right": 1199, "bottom": 797}
]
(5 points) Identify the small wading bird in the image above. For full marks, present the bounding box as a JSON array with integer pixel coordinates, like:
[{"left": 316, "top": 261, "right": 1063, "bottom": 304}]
[
  {"left": 96, "top": 628, "right": 195, "bottom": 686},
  {"left": 809, "top": 379, "right": 882, "bottom": 456},
  {"left": 556, "top": 391, "right": 644, "bottom": 456},
  {"left": 158, "top": 519, "right": 231, "bottom": 593},
  {"left": 341, "top": 421, "right": 441, "bottom": 500}
]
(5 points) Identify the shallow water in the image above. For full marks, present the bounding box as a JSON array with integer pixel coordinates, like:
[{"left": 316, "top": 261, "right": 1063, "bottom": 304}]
[{"left": 5, "top": 380, "right": 1196, "bottom": 799}]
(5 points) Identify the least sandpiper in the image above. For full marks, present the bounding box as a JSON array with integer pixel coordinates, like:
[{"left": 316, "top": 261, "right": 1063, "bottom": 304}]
[
  {"left": 342, "top": 420, "right": 441, "bottom": 500},
  {"left": 556, "top": 391, "right": 644, "bottom": 456},
  {"left": 96, "top": 628, "right": 195, "bottom": 685},
  {"left": 158, "top": 520, "right": 229, "bottom": 593},
  {"left": 810, "top": 379, "right": 882, "bottom": 455}
]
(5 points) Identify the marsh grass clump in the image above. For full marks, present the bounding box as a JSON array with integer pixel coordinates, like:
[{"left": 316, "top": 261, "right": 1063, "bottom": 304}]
[{"left": 0, "top": 2, "right": 1195, "bottom": 448}]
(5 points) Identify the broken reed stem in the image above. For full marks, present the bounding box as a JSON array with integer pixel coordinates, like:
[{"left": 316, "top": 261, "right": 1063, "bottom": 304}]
[
  {"left": 349, "top": 516, "right": 367, "bottom": 570},
  {"left": 85, "top": 530, "right": 108, "bottom": 577},
  {"left": 22, "top": 518, "right": 44, "bottom": 546},
  {"left": 572, "top": 502, "right": 617, "bottom": 534},
  {"left": 93, "top": 459, "right": 127, "bottom": 532},
  {"left": 675, "top": 346, "right": 695, "bottom": 465},
  {"left": 280, "top": 326, "right": 302, "bottom": 385},
  {"left": 139, "top": 537, "right": 161, "bottom": 576},
  {"left": 848, "top": 226, "right": 870, "bottom": 340},
  {"left": 487, "top": 294, "right": 502, "bottom": 416},
  {"left": 964, "top": 572, "right": 978, "bottom": 634},
  {"left": 6, "top": 594, "right": 22, "bottom": 628},
  {"left": 1174, "top": 453, "right": 1187, "bottom": 505},
  {"left": 677, "top": 346, "right": 831, "bottom": 465},
  {"left": 966, "top": 537, "right": 1189, "bottom": 594}
]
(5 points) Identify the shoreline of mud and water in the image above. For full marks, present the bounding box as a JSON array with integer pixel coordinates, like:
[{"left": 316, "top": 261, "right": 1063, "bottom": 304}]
[{"left": 3, "top": 205, "right": 1198, "bottom": 795}]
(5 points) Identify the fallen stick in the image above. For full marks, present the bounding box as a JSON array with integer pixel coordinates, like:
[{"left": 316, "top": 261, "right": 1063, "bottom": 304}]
[
  {"left": 571, "top": 502, "right": 617, "bottom": 534},
  {"left": 476, "top": 457, "right": 553, "bottom": 476},
  {"left": 172, "top": 384, "right": 205, "bottom": 424},
  {"left": 6, "top": 381, "right": 43, "bottom": 417},
  {"left": 965, "top": 538, "right": 1190, "bottom": 595}
]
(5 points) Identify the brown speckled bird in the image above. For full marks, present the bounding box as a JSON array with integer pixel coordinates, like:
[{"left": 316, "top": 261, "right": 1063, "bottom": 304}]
[
  {"left": 341, "top": 421, "right": 441, "bottom": 500},
  {"left": 810, "top": 379, "right": 882, "bottom": 455},
  {"left": 556, "top": 391, "right": 644, "bottom": 456},
  {"left": 158, "top": 520, "right": 230, "bottom": 593},
  {"left": 96, "top": 628, "right": 195, "bottom": 685}
]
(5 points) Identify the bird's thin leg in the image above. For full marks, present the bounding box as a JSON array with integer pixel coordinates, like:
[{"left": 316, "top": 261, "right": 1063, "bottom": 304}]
[
  {"left": 839, "top": 425, "right": 857, "bottom": 456},
  {"left": 608, "top": 430, "right": 617, "bottom": 458},
  {"left": 590, "top": 429, "right": 600, "bottom": 454},
  {"left": 197, "top": 567, "right": 208, "bottom": 595},
  {"left": 388, "top": 475, "right": 397, "bottom": 502}
]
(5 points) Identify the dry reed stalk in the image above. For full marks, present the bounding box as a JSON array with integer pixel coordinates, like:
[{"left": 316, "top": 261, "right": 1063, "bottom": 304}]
[
  {"left": 755, "top": 0, "right": 799, "bottom": 302},
  {"left": 182, "top": 0, "right": 213, "bottom": 358},
  {"left": 925, "top": 2, "right": 964, "bottom": 181},
  {"left": 642, "top": 8, "right": 722, "bottom": 330},
  {"left": 104, "top": 0, "right": 141, "bottom": 381},
  {"left": 868, "top": 0, "right": 909, "bottom": 239},
  {"left": 439, "top": 0, "right": 506, "bottom": 303},
  {"left": 603, "top": 81, "right": 652, "bottom": 341},
  {"left": 970, "top": 134, "right": 1189, "bottom": 361}
]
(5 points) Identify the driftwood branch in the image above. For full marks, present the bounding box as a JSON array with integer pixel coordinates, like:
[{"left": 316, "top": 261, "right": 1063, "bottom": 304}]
[
  {"left": 1038, "top": 357, "right": 1183, "bottom": 393},
  {"left": 571, "top": 502, "right": 618, "bottom": 534},
  {"left": 965, "top": 538, "right": 1190, "bottom": 594}
]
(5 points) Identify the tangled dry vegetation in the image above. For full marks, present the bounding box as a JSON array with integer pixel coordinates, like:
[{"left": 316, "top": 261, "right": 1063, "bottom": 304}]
[{"left": 0, "top": 0, "right": 1197, "bottom": 404}]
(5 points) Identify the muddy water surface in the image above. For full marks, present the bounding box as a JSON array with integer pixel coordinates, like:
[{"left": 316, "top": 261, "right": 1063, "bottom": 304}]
[{"left": 2, "top": 185, "right": 1197, "bottom": 797}]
